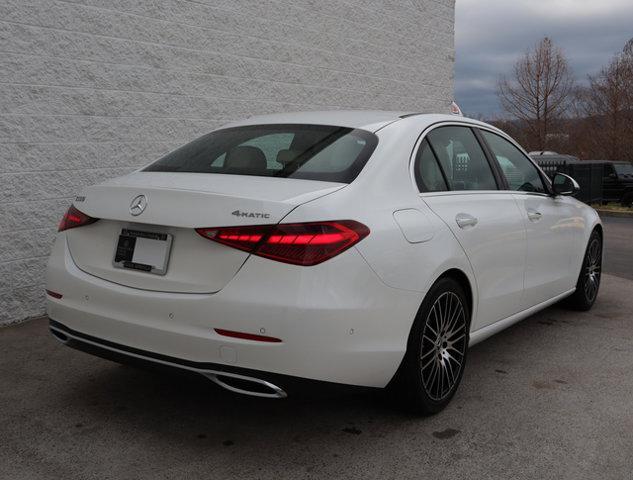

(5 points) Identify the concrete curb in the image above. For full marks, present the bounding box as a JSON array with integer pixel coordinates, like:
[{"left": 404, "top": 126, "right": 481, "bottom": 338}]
[{"left": 0, "top": 314, "right": 46, "bottom": 329}]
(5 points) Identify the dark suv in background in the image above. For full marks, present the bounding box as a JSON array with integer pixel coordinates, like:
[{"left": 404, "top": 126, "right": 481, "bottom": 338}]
[
  {"left": 603, "top": 161, "right": 633, "bottom": 207},
  {"left": 530, "top": 153, "right": 633, "bottom": 207}
]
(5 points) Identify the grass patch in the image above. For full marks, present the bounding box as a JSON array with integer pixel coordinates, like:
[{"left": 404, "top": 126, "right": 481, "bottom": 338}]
[{"left": 591, "top": 203, "right": 633, "bottom": 213}]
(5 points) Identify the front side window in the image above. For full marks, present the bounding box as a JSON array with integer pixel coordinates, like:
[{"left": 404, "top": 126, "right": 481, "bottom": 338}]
[
  {"left": 144, "top": 124, "right": 378, "bottom": 183},
  {"left": 426, "top": 126, "right": 498, "bottom": 191},
  {"left": 481, "top": 130, "right": 546, "bottom": 194}
]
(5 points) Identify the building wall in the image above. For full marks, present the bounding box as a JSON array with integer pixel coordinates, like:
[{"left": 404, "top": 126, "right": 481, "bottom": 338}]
[{"left": 0, "top": 0, "right": 455, "bottom": 325}]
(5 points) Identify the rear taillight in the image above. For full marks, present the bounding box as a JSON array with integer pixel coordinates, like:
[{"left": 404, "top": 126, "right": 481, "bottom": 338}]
[
  {"left": 196, "top": 220, "right": 369, "bottom": 266},
  {"left": 58, "top": 205, "right": 98, "bottom": 232}
]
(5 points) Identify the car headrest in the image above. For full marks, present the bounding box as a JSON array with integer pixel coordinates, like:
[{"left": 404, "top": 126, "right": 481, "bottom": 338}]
[
  {"left": 276, "top": 149, "right": 301, "bottom": 166},
  {"left": 224, "top": 146, "right": 267, "bottom": 171}
]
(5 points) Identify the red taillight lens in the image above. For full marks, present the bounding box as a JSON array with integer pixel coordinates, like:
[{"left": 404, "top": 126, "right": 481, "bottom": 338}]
[
  {"left": 58, "top": 205, "right": 98, "bottom": 232},
  {"left": 196, "top": 220, "right": 369, "bottom": 266}
]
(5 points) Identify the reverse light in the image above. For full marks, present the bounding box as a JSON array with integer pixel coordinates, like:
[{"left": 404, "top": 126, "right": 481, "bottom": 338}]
[
  {"left": 58, "top": 205, "right": 98, "bottom": 232},
  {"left": 196, "top": 220, "right": 370, "bottom": 266}
]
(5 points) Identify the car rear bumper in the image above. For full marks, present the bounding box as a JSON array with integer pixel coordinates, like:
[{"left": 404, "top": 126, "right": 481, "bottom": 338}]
[
  {"left": 46, "top": 234, "right": 422, "bottom": 388},
  {"left": 49, "top": 319, "right": 375, "bottom": 398}
]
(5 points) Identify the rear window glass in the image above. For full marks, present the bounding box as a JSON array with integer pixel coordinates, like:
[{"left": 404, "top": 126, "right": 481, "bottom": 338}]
[
  {"left": 614, "top": 163, "right": 633, "bottom": 176},
  {"left": 144, "top": 124, "right": 378, "bottom": 183}
]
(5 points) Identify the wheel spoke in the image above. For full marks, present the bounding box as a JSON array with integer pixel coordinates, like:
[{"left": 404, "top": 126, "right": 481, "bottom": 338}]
[
  {"left": 438, "top": 363, "right": 444, "bottom": 397},
  {"left": 449, "top": 351, "right": 463, "bottom": 369},
  {"left": 421, "top": 351, "right": 436, "bottom": 371},
  {"left": 436, "top": 297, "right": 445, "bottom": 330},
  {"left": 427, "top": 360, "right": 439, "bottom": 391},
  {"left": 446, "top": 346, "right": 464, "bottom": 358},
  {"left": 445, "top": 357, "right": 456, "bottom": 385},
  {"left": 426, "top": 321, "right": 438, "bottom": 338},
  {"left": 445, "top": 294, "right": 456, "bottom": 331},
  {"left": 444, "top": 305, "right": 462, "bottom": 337},
  {"left": 447, "top": 332, "right": 465, "bottom": 343},
  {"left": 446, "top": 310, "right": 465, "bottom": 338},
  {"left": 439, "top": 294, "right": 449, "bottom": 331},
  {"left": 431, "top": 305, "right": 442, "bottom": 338},
  {"left": 421, "top": 345, "right": 435, "bottom": 358}
]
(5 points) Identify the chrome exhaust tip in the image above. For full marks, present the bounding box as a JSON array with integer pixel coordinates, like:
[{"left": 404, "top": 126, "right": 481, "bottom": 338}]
[
  {"left": 50, "top": 327, "right": 69, "bottom": 344},
  {"left": 202, "top": 372, "right": 287, "bottom": 399}
]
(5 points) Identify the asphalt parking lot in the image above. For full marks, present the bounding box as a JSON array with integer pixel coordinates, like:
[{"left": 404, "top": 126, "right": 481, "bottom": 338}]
[
  {"left": 602, "top": 216, "right": 633, "bottom": 281},
  {"left": 1, "top": 218, "right": 632, "bottom": 480}
]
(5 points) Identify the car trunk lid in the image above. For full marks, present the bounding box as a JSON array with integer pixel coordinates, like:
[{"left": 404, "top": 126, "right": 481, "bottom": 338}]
[{"left": 65, "top": 172, "right": 344, "bottom": 293}]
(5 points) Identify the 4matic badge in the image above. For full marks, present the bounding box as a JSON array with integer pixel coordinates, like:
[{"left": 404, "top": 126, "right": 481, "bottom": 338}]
[{"left": 232, "top": 210, "right": 270, "bottom": 219}]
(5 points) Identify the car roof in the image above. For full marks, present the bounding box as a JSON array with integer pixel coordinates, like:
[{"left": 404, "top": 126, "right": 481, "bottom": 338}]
[
  {"left": 571, "top": 160, "right": 630, "bottom": 165},
  {"left": 220, "top": 110, "right": 425, "bottom": 132},
  {"left": 530, "top": 154, "right": 580, "bottom": 163},
  {"left": 219, "top": 110, "right": 504, "bottom": 137}
]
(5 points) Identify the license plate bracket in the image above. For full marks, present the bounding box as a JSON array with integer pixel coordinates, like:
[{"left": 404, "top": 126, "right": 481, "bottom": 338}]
[{"left": 113, "top": 228, "right": 173, "bottom": 275}]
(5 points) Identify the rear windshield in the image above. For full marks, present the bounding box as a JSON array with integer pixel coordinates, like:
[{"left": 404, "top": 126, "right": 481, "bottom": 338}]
[{"left": 144, "top": 124, "right": 378, "bottom": 183}]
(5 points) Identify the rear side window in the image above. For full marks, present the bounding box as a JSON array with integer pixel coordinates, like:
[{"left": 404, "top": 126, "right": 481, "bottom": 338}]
[
  {"left": 144, "top": 124, "right": 378, "bottom": 183},
  {"left": 603, "top": 164, "right": 616, "bottom": 177},
  {"left": 426, "top": 126, "right": 497, "bottom": 191},
  {"left": 414, "top": 139, "right": 448, "bottom": 192},
  {"left": 614, "top": 163, "right": 633, "bottom": 176},
  {"left": 481, "top": 130, "right": 546, "bottom": 194}
]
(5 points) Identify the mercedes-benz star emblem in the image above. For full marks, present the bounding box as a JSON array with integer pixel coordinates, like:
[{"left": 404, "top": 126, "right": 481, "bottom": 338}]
[{"left": 129, "top": 194, "right": 147, "bottom": 216}]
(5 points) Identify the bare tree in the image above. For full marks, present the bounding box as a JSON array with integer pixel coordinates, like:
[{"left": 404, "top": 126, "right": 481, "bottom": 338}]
[
  {"left": 577, "top": 38, "right": 633, "bottom": 161},
  {"left": 498, "top": 38, "right": 575, "bottom": 150}
]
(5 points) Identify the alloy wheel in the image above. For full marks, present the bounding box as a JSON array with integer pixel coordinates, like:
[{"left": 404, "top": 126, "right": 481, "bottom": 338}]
[
  {"left": 420, "top": 292, "right": 467, "bottom": 401},
  {"left": 583, "top": 238, "right": 601, "bottom": 302}
]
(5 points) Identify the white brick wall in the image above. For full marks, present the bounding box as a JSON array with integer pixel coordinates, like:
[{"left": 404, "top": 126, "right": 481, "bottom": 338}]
[{"left": 0, "top": 0, "right": 455, "bottom": 325}]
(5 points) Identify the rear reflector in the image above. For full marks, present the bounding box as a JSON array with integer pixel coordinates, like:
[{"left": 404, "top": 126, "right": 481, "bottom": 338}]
[
  {"left": 58, "top": 205, "right": 98, "bottom": 232},
  {"left": 214, "top": 328, "right": 282, "bottom": 343},
  {"left": 45, "top": 289, "right": 63, "bottom": 299},
  {"left": 196, "top": 220, "right": 369, "bottom": 266}
]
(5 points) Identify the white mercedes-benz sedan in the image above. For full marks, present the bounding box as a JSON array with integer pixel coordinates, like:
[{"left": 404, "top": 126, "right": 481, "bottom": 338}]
[{"left": 46, "top": 111, "right": 602, "bottom": 414}]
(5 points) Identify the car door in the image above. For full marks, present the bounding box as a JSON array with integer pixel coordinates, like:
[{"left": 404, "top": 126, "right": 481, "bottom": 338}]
[
  {"left": 479, "top": 129, "right": 577, "bottom": 309},
  {"left": 602, "top": 163, "right": 619, "bottom": 203},
  {"left": 415, "top": 125, "right": 527, "bottom": 331}
]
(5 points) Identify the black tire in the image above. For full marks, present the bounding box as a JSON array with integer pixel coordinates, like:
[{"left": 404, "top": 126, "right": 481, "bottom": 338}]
[
  {"left": 387, "top": 277, "right": 470, "bottom": 415},
  {"left": 621, "top": 192, "right": 633, "bottom": 208},
  {"left": 564, "top": 230, "right": 602, "bottom": 311}
]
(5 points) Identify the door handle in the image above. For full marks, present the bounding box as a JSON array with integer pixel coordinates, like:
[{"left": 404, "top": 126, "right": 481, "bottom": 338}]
[
  {"left": 455, "top": 213, "right": 478, "bottom": 229},
  {"left": 527, "top": 209, "right": 542, "bottom": 222}
]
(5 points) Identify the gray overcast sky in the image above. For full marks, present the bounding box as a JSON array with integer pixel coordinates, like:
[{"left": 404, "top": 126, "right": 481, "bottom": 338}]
[{"left": 454, "top": 0, "right": 633, "bottom": 119}]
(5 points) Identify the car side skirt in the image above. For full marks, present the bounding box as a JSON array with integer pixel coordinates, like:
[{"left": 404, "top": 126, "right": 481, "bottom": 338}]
[{"left": 469, "top": 288, "right": 575, "bottom": 347}]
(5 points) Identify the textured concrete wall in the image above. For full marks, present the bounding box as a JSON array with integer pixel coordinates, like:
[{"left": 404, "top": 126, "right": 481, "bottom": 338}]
[{"left": 0, "top": 0, "right": 455, "bottom": 325}]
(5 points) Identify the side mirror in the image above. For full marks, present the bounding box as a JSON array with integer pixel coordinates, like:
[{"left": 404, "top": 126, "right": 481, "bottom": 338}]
[{"left": 552, "top": 172, "right": 580, "bottom": 196}]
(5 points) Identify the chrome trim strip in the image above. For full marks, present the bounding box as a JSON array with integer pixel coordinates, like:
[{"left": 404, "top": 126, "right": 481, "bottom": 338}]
[{"left": 50, "top": 325, "right": 287, "bottom": 399}]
